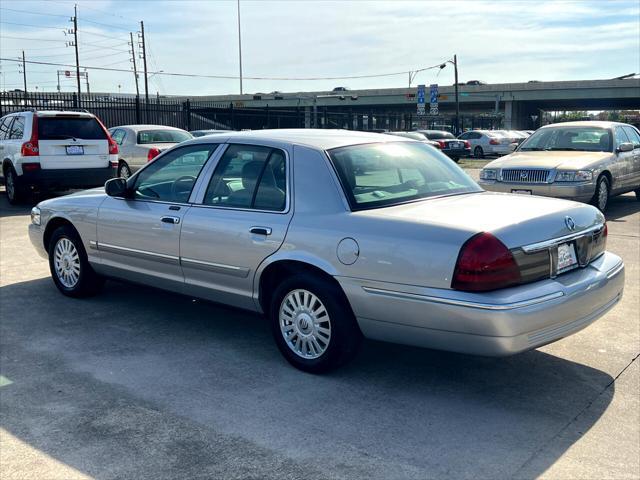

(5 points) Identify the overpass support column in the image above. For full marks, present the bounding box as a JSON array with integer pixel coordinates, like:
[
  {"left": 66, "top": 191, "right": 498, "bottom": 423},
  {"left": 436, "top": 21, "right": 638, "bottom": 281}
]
[
  {"left": 505, "top": 100, "right": 514, "bottom": 129},
  {"left": 304, "top": 107, "right": 311, "bottom": 128}
]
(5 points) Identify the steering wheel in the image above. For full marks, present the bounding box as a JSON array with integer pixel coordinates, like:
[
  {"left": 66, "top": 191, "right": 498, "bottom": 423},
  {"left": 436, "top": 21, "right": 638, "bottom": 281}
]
[{"left": 171, "top": 175, "right": 197, "bottom": 201}]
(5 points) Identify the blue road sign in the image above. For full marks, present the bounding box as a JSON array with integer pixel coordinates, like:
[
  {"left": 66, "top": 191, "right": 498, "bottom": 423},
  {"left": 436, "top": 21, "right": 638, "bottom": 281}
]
[
  {"left": 429, "top": 84, "right": 439, "bottom": 104},
  {"left": 417, "top": 84, "right": 426, "bottom": 104}
]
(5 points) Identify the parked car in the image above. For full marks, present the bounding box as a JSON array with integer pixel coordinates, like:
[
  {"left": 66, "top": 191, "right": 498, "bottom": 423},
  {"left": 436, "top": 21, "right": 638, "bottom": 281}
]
[
  {"left": 414, "top": 130, "right": 470, "bottom": 161},
  {"left": 458, "top": 130, "right": 513, "bottom": 158},
  {"left": 190, "top": 129, "right": 231, "bottom": 138},
  {"left": 107, "top": 125, "right": 192, "bottom": 178},
  {"left": 29, "top": 129, "right": 624, "bottom": 372},
  {"left": 332, "top": 86, "right": 349, "bottom": 92},
  {"left": 1, "top": 110, "right": 118, "bottom": 204},
  {"left": 478, "top": 121, "right": 640, "bottom": 211},
  {"left": 384, "top": 131, "right": 442, "bottom": 149},
  {"left": 466, "top": 80, "right": 487, "bottom": 86}
]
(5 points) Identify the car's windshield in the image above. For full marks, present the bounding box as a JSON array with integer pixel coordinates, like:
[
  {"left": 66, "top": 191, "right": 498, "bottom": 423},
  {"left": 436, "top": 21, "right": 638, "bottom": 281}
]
[
  {"left": 519, "top": 126, "right": 612, "bottom": 152},
  {"left": 137, "top": 129, "right": 192, "bottom": 144},
  {"left": 328, "top": 142, "right": 481, "bottom": 210}
]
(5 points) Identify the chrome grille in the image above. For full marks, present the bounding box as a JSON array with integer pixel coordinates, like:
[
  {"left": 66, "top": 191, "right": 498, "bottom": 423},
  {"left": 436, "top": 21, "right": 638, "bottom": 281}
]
[{"left": 501, "top": 169, "right": 550, "bottom": 183}]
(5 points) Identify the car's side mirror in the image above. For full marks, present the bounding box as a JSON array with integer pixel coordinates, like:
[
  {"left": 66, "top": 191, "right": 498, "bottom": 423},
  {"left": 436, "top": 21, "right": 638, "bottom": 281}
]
[
  {"left": 509, "top": 142, "right": 518, "bottom": 152},
  {"left": 105, "top": 177, "right": 129, "bottom": 198},
  {"left": 617, "top": 142, "right": 634, "bottom": 153}
]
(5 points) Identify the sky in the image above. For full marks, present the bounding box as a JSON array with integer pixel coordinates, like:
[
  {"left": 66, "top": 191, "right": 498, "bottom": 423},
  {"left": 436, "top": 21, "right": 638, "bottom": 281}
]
[{"left": 0, "top": 0, "right": 639, "bottom": 96}]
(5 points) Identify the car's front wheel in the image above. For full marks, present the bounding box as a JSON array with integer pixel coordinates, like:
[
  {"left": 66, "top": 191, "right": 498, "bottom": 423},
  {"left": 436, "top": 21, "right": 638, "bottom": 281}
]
[
  {"left": 590, "top": 175, "right": 610, "bottom": 212},
  {"left": 48, "top": 225, "right": 104, "bottom": 297},
  {"left": 270, "top": 274, "right": 362, "bottom": 373}
]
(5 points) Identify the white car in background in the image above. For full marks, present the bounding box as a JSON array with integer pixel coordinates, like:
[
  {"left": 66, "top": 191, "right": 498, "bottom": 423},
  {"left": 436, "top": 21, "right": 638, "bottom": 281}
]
[
  {"left": 1, "top": 110, "right": 118, "bottom": 204},
  {"left": 458, "top": 130, "right": 513, "bottom": 158},
  {"left": 108, "top": 125, "right": 192, "bottom": 178}
]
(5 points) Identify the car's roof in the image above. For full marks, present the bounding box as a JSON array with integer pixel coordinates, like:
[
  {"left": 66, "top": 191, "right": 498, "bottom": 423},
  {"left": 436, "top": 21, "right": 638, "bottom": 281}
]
[
  {"left": 185, "top": 129, "right": 412, "bottom": 150},
  {"left": 540, "top": 121, "right": 632, "bottom": 129},
  {"left": 8, "top": 110, "right": 95, "bottom": 118},
  {"left": 112, "top": 124, "right": 188, "bottom": 132}
]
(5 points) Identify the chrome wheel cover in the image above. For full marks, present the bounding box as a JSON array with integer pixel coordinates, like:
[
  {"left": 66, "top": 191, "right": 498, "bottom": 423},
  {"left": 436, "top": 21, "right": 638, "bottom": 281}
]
[
  {"left": 119, "top": 164, "right": 131, "bottom": 179},
  {"left": 5, "top": 170, "right": 15, "bottom": 200},
  {"left": 54, "top": 238, "right": 81, "bottom": 288},
  {"left": 279, "top": 289, "right": 331, "bottom": 359},
  {"left": 598, "top": 180, "right": 608, "bottom": 211}
]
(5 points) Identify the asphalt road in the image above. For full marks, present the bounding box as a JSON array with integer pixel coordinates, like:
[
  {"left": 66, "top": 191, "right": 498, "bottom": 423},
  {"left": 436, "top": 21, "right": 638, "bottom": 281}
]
[{"left": 1, "top": 186, "right": 638, "bottom": 480}]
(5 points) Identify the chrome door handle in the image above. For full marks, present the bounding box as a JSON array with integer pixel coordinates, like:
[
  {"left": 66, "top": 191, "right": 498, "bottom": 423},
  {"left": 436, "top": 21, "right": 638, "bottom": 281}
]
[
  {"left": 161, "top": 216, "right": 180, "bottom": 224},
  {"left": 250, "top": 226, "right": 272, "bottom": 236}
]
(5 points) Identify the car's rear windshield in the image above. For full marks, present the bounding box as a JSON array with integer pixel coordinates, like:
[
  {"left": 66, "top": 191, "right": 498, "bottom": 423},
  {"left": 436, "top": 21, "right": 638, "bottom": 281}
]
[
  {"left": 38, "top": 116, "right": 106, "bottom": 140},
  {"left": 423, "top": 131, "right": 455, "bottom": 140},
  {"left": 519, "top": 126, "right": 612, "bottom": 152},
  {"left": 328, "top": 142, "right": 481, "bottom": 210},
  {"left": 137, "top": 129, "right": 191, "bottom": 144}
]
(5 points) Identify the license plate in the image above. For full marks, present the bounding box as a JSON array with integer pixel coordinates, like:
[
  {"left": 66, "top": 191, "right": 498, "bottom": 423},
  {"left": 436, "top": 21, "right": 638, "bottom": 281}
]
[
  {"left": 453, "top": 142, "right": 462, "bottom": 148},
  {"left": 557, "top": 242, "right": 578, "bottom": 273},
  {"left": 66, "top": 145, "right": 84, "bottom": 155},
  {"left": 511, "top": 189, "right": 532, "bottom": 195}
]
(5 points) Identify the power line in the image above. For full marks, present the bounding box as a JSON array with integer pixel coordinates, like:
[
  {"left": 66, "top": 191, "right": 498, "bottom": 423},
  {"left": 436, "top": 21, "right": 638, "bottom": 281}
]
[
  {"left": 0, "top": 57, "right": 451, "bottom": 82},
  {"left": 79, "top": 17, "right": 134, "bottom": 32},
  {"left": 0, "top": 35, "right": 66, "bottom": 43},
  {"left": 0, "top": 7, "right": 69, "bottom": 18},
  {"left": 0, "top": 21, "right": 66, "bottom": 29},
  {"left": 77, "top": 29, "right": 129, "bottom": 41}
]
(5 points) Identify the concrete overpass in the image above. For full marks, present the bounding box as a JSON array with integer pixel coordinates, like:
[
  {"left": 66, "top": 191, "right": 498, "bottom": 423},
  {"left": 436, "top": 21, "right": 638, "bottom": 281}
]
[{"left": 180, "top": 78, "right": 640, "bottom": 131}]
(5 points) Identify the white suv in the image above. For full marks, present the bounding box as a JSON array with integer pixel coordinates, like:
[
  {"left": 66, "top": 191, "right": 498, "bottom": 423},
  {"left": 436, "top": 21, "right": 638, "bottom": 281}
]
[{"left": 0, "top": 110, "right": 118, "bottom": 204}]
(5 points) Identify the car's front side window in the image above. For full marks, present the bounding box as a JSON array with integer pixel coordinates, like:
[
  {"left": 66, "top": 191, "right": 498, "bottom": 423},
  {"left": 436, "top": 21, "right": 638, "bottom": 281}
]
[
  {"left": 622, "top": 126, "right": 640, "bottom": 148},
  {"left": 328, "top": 142, "right": 481, "bottom": 210},
  {"left": 132, "top": 144, "right": 217, "bottom": 203},
  {"left": 614, "top": 127, "right": 630, "bottom": 147},
  {"left": 203, "top": 144, "right": 287, "bottom": 212}
]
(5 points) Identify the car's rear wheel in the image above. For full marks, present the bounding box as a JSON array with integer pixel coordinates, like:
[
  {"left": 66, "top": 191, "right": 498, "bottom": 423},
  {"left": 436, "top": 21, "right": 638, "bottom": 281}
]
[
  {"left": 590, "top": 175, "right": 610, "bottom": 212},
  {"left": 118, "top": 161, "right": 131, "bottom": 179},
  {"left": 4, "top": 165, "right": 24, "bottom": 205},
  {"left": 48, "top": 225, "right": 104, "bottom": 297},
  {"left": 269, "top": 273, "right": 362, "bottom": 373},
  {"left": 474, "top": 146, "right": 484, "bottom": 159}
]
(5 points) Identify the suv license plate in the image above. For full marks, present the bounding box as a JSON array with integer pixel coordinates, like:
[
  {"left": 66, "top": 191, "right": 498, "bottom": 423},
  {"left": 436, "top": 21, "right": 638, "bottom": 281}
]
[
  {"left": 557, "top": 242, "right": 578, "bottom": 273},
  {"left": 66, "top": 145, "right": 84, "bottom": 155},
  {"left": 511, "top": 189, "right": 532, "bottom": 195}
]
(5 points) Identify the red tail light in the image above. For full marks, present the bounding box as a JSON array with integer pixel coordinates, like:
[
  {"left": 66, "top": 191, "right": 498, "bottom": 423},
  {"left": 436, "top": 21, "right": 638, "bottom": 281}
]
[
  {"left": 463, "top": 140, "right": 471, "bottom": 148},
  {"left": 94, "top": 117, "right": 119, "bottom": 155},
  {"left": 437, "top": 140, "right": 446, "bottom": 149},
  {"left": 452, "top": 232, "right": 521, "bottom": 292},
  {"left": 489, "top": 138, "right": 500, "bottom": 145},
  {"left": 147, "top": 148, "right": 161, "bottom": 161},
  {"left": 22, "top": 162, "right": 41, "bottom": 172},
  {"left": 603, "top": 223, "right": 608, "bottom": 238},
  {"left": 21, "top": 115, "right": 39, "bottom": 156}
]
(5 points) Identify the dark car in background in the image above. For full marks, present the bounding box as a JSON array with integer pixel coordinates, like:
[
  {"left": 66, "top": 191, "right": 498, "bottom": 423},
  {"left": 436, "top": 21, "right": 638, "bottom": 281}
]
[
  {"left": 385, "top": 131, "right": 442, "bottom": 149},
  {"left": 414, "top": 130, "right": 470, "bottom": 161}
]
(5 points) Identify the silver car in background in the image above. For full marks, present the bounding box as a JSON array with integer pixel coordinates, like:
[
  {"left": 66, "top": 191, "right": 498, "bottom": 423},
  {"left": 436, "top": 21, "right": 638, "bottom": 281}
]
[
  {"left": 458, "top": 129, "right": 513, "bottom": 158},
  {"left": 108, "top": 125, "right": 192, "bottom": 178},
  {"left": 479, "top": 121, "right": 640, "bottom": 211},
  {"left": 29, "top": 130, "right": 624, "bottom": 372}
]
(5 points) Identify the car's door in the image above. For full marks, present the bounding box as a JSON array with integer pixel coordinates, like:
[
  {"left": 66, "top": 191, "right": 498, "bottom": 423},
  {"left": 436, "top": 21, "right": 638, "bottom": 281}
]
[
  {"left": 96, "top": 143, "right": 219, "bottom": 290},
  {"left": 622, "top": 126, "right": 640, "bottom": 188},
  {"left": 612, "top": 126, "right": 634, "bottom": 191},
  {"left": 180, "top": 143, "right": 293, "bottom": 310}
]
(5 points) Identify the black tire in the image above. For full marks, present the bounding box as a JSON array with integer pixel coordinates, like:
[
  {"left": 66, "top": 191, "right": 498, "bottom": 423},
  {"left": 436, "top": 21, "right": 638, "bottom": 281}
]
[
  {"left": 269, "top": 273, "right": 362, "bottom": 373},
  {"left": 473, "top": 146, "right": 484, "bottom": 159},
  {"left": 118, "top": 161, "right": 131, "bottom": 179},
  {"left": 450, "top": 156, "right": 460, "bottom": 163},
  {"left": 590, "top": 175, "right": 610, "bottom": 212},
  {"left": 4, "top": 165, "right": 24, "bottom": 205},
  {"left": 48, "top": 225, "right": 104, "bottom": 297}
]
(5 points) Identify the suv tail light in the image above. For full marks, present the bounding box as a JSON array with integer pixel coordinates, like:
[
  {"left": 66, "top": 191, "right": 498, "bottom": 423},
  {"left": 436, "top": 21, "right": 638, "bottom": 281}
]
[
  {"left": 95, "top": 117, "right": 119, "bottom": 155},
  {"left": 147, "top": 148, "right": 161, "bottom": 161},
  {"left": 489, "top": 138, "right": 500, "bottom": 145},
  {"left": 452, "top": 232, "right": 521, "bottom": 292},
  {"left": 21, "top": 115, "right": 39, "bottom": 156}
]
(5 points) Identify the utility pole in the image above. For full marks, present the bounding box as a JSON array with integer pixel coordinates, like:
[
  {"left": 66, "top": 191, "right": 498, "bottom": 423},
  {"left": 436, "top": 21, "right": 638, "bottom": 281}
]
[
  {"left": 85, "top": 69, "right": 90, "bottom": 95},
  {"left": 139, "top": 21, "right": 149, "bottom": 106},
  {"left": 129, "top": 31, "right": 140, "bottom": 97},
  {"left": 237, "top": 0, "right": 243, "bottom": 94},
  {"left": 21, "top": 51, "right": 27, "bottom": 101},
  {"left": 72, "top": 5, "right": 81, "bottom": 103},
  {"left": 453, "top": 54, "right": 460, "bottom": 135}
]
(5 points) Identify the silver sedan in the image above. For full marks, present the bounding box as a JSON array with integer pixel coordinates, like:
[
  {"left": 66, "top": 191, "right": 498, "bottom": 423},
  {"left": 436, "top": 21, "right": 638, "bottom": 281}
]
[{"left": 29, "top": 130, "right": 624, "bottom": 372}]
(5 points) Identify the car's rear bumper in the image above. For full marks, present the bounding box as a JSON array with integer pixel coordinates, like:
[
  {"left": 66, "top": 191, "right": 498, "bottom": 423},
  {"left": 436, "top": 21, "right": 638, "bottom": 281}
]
[
  {"left": 479, "top": 180, "right": 596, "bottom": 202},
  {"left": 20, "top": 166, "right": 116, "bottom": 191},
  {"left": 442, "top": 147, "right": 471, "bottom": 159},
  {"left": 337, "top": 251, "right": 623, "bottom": 356}
]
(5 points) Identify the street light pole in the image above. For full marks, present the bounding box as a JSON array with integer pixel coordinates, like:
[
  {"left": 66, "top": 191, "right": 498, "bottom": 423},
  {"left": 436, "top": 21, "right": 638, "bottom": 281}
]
[
  {"left": 237, "top": 0, "right": 243, "bottom": 95},
  {"left": 453, "top": 54, "right": 460, "bottom": 135}
]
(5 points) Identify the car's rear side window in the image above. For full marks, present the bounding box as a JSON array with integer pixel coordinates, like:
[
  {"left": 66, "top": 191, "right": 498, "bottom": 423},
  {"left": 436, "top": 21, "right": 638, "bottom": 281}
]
[
  {"left": 0, "top": 116, "right": 14, "bottom": 140},
  {"left": 38, "top": 116, "right": 106, "bottom": 140},
  {"left": 9, "top": 116, "right": 25, "bottom": 139}
]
